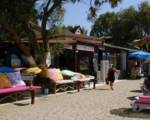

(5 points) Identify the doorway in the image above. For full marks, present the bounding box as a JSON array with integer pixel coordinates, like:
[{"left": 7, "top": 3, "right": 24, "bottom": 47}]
[{"left": 78, "top": 51, "right": 93, "bottom": 75}]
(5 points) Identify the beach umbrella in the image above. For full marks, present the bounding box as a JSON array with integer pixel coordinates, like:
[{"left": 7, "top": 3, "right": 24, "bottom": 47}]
[{"left": 128, "top": 51, "right": 150, "bottom": 60}]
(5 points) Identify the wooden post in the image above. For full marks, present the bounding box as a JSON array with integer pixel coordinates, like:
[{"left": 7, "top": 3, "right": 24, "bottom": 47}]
[
  {"left": 74, "top": 44, "right": 78, "bottom": 72},
  {"left": 31, "top": 90, "right": 35, "bottom": 104},
  {"left": 93, "top": 79, "right": 96, "bottom": 89},
  {"left": 77, "top": 81, "right": 80, "bottom": 92}
]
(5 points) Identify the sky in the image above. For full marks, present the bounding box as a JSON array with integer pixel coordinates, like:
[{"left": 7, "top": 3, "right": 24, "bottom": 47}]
[{"left": 63, "top": 0, "right": 149, "bottom": 34}]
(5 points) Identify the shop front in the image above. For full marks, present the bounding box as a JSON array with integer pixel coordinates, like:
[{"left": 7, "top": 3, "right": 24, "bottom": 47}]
[{"left": 48, "top": 33, "right": 104, "bottom": 77}]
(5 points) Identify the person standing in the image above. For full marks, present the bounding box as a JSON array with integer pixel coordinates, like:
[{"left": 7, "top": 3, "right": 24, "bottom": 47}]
[
  {"left": 93, "top": 53, "right": 98, "bottom": 82},
  {"left": 107, "top": 64, "right": 118, "bottom": 90},
  {"left": 144, "top": 75, "right": 150, "bottom": 91}
]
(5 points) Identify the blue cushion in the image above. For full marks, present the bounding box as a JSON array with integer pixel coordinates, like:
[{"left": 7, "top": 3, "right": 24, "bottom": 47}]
[{"left": 0, "top": 67, "right": 15, "bottom": 73}]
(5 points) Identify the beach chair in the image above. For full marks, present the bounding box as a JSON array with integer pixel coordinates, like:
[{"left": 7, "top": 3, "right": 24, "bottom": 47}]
[
  {"left": 61, "top": 70, "right": 96, "bottom": 91},
  {"left": 0, "top": 86, "right": 41, "bottom": 104},
  {"left": 72, "top": 75, "right": 95, "bottom": 92},
  {"left": 131, "top": 96, "right": 150, "bottom": 111},
  {"left": 41, "top": 68, "right": 76, "bottom": 93},
  {"left": 0, "top": 71, "right": 41, "bottom": 104},
  {"left": 50, "top": 79, "right": 75, "bottom": 93},
  {"left": 40, "top": 68, "right": 96, "bottom": 93}
]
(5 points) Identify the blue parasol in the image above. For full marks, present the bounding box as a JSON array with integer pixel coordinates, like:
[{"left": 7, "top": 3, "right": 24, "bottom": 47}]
[{"left": 128, "top": 51, "right": 150, "bottom": 60}]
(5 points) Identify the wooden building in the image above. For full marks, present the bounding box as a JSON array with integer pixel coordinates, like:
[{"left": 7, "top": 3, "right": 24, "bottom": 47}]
[
  {"left": 46, "top": 30, "right": 104, "bottom": 75},
  {"left": 0, "top": 26, "right": 103, "bottom": 76},
  {"left": 103, "top": 43, "right": 136, "bottom": 79}
]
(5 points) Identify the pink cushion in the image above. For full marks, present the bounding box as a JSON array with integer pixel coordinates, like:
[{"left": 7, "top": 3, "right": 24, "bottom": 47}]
[
  {"left": 55, "top": 80, "right": 74, "bottom": 84},
  {"left": 0, "top": 86, "right": 41, "bottom": 94},
  {"left": 139, "top": 96, "right": 150, "bottom": 99},
  {"left": 0, "top": 86, "right": 28, "bottom": 94},
  {"left": 47, "top": 68, "right": 58, "bottom": 80},
  {"left": 136, "top": 98, "right": 150, "bottom": 105}
]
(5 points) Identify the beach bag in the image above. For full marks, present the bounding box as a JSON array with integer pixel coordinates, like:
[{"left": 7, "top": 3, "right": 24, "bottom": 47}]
[{"left": 105, "top": 77, "right": 109, "bottom": 85}]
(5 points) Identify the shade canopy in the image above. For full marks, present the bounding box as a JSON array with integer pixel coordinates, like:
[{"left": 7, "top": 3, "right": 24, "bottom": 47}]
[{"left": 128, "top": 51, "right": 150, "bottom": 60}]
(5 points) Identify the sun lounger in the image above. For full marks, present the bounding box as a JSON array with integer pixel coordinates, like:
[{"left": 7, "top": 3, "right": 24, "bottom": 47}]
[
  {"left": 40, "top": 68, "right": 76, "bottom": 93},
  {"left": 72, "top": 75, "right": 95, "bottom": 92},
  {"left": 131, "top": 96, "right": 150, "bottom": 111},
  {"left": 0, "top": 86, "right": 41, "bottom": 104},
  {"left": 0, "top": 69, "right": 41, "bottom": 104},
  {"left": 40, "top": 68, "right": 96, "bottom": 93},
  {"left": 49, "top": 79, "right": 75, "bottom": 93}
]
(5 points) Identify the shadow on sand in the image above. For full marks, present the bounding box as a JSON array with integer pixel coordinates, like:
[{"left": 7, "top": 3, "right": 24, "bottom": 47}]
[
  {"left": 91, "top": 87, "right": 110, "bottom": 91},
  {"left": 110, "top": 108, "right": 150, "bottom": 119},
  {"left": 127, "top": 96, "right": 137, "bottom": 100},
  {"left": 13, "top": 102, "right": 30, "bottom": 106},
  {"left": 67, "top": 91, "right": 78, "bottom": 94},
  {"left": 130, "top": 90, "right": 142, "bottom": 93}
]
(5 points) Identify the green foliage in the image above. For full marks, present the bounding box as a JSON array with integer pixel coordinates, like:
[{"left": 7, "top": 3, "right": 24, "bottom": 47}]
[
  {"left": 138, "top": 2, "right": 150, "bottom": 36},
  {"left": 87, "top": 0, "right": 122, "bottom": 20},
  {"left": 0, "top": 0, "right": 122, "bottom": 56},
  {"left": 49, "top": 43, "right": 64, "bottom": 55},
  {"left": 90, "top": 12, "right": 117, "bottom": 37},
  {"left": 0, "top": 0, "right": 36, "bottom": 40},
  {"left": 35, "top": 0, "right": 65, "bottom": 29},
  {"left": 90, "top": 1, "right": 150, "bottom": 46},
  {"left": 114, "top": 7, "right": 140, "bottom": 43}
]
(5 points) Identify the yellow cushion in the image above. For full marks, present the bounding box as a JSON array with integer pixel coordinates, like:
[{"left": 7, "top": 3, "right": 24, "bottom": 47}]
[
  {"left": 0, "top": 73, "right": 12, "bottom": 88},
  {"left": 40, "top": 68, "right": 63, "bottom": 80},
  {"left": 56, "top": 69, "right": 63, "bottom": 80},
  {"left": 40, "top": 68, "right": 49, "bottom": 78},
  {"left": 25, "top": 67, "right": 42, "bottom": 74}
]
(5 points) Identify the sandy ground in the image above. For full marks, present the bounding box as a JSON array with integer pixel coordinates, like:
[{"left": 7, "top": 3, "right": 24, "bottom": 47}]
[{"left": 0, "top": 79, "right": 150, "bottom": 120}]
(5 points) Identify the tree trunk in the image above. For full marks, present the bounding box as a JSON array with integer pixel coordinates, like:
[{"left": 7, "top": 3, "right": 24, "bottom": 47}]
[
  {"left": 41, "top": 12, "right": 50, "bottom": 67},
  {"left": 3, "top": 23, "right": 36, "bottom": 66},
  {"left": 41, "top": 2, "right": 58, "bottom": 67},
  {"left": 41, "top": 28, "right": 50, "bottom": 67}
]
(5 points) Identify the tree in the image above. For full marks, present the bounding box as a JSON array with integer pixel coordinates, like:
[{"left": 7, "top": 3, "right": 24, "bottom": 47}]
[
  {"left": 35, "top": 0, "right": 122, "bottom": 66},
  {"left": 90, "top": 2, "right": 150, "bottom": 46},
  {"left": 114, "top": 7, "right": 140, "bottom": 44},
  {"left": 138, "top": 1, "right": 150, "bottom": 36},
  {"left": 87, "top": 0, "right": 122, "bottom": 20},
  {"left": 0, "top": 0, "right": 122, "bottom": 67},
  {"left": 90, "top": 12, "right": 117, "bottom": 37},
  {"left": 0, "top": 0, "right": 37, "bottom": 66}
]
